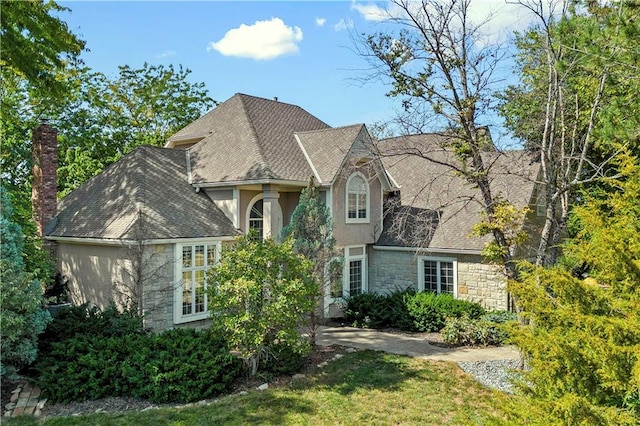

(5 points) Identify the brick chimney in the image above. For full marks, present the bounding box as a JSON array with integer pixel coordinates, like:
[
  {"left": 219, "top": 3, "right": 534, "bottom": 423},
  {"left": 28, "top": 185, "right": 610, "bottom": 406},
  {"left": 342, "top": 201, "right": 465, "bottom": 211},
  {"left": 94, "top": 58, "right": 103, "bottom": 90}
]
[{"left": 32, "top": 122, "right": 58, "bottom": 238}]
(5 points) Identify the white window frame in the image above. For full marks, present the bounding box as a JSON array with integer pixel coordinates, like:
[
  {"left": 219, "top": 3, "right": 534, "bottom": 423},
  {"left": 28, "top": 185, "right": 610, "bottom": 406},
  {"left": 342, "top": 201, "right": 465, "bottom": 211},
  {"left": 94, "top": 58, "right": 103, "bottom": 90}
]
[
  {"left": 345, "top": 172, "right": 369, "bottom": 224},
  {"left": 343, "top": 245, "right": 367, "bottom": 297},
  {"left": 418, "top": 256, "right": 457, "bottom": 297},
  {"left": 173, "top": 241, "right": 221, "bottom": 324},
  {"left": 246, "top": 193, "right": 264, "bottom": 240}
]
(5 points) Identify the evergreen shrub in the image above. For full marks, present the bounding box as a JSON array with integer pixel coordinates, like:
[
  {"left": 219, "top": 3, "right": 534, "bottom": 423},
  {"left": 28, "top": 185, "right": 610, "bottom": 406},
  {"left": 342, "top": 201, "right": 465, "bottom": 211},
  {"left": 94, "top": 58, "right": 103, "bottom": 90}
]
[{"left": 35, "top": 306, "right": 241, "bottom": 403}]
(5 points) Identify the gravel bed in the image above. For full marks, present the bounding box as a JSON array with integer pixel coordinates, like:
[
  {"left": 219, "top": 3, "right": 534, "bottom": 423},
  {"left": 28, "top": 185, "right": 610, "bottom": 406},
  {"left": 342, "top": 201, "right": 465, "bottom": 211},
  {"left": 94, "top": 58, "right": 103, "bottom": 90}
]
[{"left": 457, "top": 359, "right": 523, "bottom": 394}]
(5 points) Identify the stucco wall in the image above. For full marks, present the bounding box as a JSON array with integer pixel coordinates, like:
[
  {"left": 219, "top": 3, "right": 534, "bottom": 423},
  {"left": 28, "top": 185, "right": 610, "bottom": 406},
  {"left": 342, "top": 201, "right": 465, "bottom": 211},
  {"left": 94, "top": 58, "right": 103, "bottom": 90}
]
[
  {"left": 368, "top": 248, "right": 508, "bottom": 311},
  {"left": 57, "top": 242, "right": 178, "bottom": 330},
  {"left": 333, "top": 164, "right": 383, "bottom": 247},
  {"left": 57, "top": 243, "right": 135, "bottom": 311}
]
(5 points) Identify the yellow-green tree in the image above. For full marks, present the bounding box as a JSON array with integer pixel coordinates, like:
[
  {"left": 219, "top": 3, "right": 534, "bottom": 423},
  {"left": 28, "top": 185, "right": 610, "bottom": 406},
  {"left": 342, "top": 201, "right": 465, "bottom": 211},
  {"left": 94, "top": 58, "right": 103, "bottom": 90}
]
[
  {"left": 509, "top": 152, "right": 640, "bottom": 425},
  {"left": 207, "top": 236, "right": 316, "bottom": 376}
]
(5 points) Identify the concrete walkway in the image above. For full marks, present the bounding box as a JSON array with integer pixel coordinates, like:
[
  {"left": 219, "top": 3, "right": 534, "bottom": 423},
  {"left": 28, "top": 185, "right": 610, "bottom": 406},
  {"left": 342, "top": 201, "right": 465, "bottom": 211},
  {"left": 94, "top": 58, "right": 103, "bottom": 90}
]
[{"left": 316, "top": 326, "right": 520, "bottom": 362}]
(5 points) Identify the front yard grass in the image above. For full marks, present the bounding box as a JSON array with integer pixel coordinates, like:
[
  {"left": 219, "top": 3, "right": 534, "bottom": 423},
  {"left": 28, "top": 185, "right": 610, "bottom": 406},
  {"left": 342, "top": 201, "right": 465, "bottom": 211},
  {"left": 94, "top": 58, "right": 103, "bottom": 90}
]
[{"left": 9, "top": 350, "right": 518, "bottom": 425}]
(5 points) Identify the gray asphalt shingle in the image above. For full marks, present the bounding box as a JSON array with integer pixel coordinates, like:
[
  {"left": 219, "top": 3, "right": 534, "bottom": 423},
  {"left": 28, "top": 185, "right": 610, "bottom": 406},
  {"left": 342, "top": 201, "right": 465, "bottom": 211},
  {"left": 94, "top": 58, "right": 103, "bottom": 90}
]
[{"left": 48, "top": 146, "right": 239, "bottom": 240}]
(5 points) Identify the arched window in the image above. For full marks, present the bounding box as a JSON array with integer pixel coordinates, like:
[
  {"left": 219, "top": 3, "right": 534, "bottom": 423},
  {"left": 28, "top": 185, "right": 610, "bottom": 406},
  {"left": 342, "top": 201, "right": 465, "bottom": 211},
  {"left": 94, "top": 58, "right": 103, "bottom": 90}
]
[
  {"left": 346, "top": 172, "right": 369, "bottom": 223},
  {"left": 247, "top": 196, "right": 264, "bottom": 240}
]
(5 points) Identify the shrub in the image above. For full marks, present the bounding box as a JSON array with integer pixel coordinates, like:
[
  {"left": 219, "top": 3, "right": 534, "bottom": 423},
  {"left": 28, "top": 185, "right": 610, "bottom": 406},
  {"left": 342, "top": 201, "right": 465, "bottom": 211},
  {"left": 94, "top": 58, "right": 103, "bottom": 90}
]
[
  {"left": 208, "top": 236, "right": 316, "bottom": 376},
  {"left": 132, "top": 329, "right": 241, "bottom": 403},
  {"left": 405, "top": 292, "right": 485, "bottom": 332},
  {"left": 440, "top": 314, "right": 511, "bottom": 346},
  {"left": 344, "top": 292, "right": 388, "bottom": 328},
  {"left": 261, "top": 341, "right": 308, "bottom": 376},
  {"left": 38, "top": 302, "right": 145, "bottom": 354},
  {"left": 0, "top": 261, "right": 52, "bottom": 378},
  {"left": 345, "top": 290, "right": 485, "bottom": 332},
  {"left": 36, "top": 327, "right": 241, "bottom": 403}
]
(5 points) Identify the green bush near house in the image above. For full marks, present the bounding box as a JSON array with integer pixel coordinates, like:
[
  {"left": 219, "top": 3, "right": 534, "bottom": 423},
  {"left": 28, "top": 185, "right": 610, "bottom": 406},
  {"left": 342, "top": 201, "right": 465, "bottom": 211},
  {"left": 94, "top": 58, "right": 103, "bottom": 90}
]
[
  {"left": 34, "top": 305, "right": 241, "bottom": 403},
  {"left": 440, "top": 311, "right": 516, "bottom": 346},
  {"left": 344, "top": 289, "right": 485, "bottom": 332}
]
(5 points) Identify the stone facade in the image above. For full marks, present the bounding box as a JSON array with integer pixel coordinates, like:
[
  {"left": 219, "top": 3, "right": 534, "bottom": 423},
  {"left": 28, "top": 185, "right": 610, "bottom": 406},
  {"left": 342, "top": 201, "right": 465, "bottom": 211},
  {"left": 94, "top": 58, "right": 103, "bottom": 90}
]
[
  {"left": 455, "top": 254, "right": 507, "bottom": 311},
  {"left": 368, "top": 247, "right": 508, "bottom": 311}
]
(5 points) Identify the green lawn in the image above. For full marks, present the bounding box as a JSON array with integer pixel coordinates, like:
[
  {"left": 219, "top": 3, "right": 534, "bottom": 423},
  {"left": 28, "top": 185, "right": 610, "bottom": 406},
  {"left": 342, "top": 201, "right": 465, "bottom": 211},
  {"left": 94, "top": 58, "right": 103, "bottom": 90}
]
[{"left": 9, "top": 350, "right": 519, "bottom": 425}]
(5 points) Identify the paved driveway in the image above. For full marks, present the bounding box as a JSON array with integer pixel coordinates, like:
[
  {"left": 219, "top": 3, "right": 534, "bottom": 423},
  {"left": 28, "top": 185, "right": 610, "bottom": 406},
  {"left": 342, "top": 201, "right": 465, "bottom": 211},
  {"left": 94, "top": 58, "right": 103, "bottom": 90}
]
[{"left": 316, "top": 326, "right": 520, "bottom": 362}]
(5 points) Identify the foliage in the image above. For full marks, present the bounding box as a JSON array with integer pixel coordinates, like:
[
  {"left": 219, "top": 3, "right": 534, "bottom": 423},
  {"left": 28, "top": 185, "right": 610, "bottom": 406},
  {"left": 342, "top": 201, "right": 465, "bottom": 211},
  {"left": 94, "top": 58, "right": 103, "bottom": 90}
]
[
  {"left": 280, "top": 176, "right": 343, "bottom": 344},
  {"left": 404, "top": 292, "right": 485, "bottom": 332},
  {"left": 440, "top": 313, "right": 513, "bottom": 346},
  {"left": 498, "top": 1, "right": 640, "bottom": 266},
  {"left": 207, "top": 236, "right": 317, "bottom": 376},
  {"left": 344, "top": 289, "right": 415, "bottom": 330},
  {"left": 0, "top": 0, "right": 85, "bottom": 98},
  {"left": 37, "top": 303, "right": 144, "bottom": 354},
  {"left": 0, "top": 189, "right": 51, "bottom": 378},
  {"left": 56, "top": 63, "right": 215, "bottom": 196},
  {"left": 509, "top": 153, "right": 640, "bottom": 424},
  {"left": 345, "top": 289, "right": 484, "bottom": 333},
  {"left": 471, "top": 200, "right": 530, "bottom": 263},
  {"left": 36, "top": 327, "right": 240, "bottom": 404},
  {"left": 0, "top": 261, "right": 51, "bottom": 378}
]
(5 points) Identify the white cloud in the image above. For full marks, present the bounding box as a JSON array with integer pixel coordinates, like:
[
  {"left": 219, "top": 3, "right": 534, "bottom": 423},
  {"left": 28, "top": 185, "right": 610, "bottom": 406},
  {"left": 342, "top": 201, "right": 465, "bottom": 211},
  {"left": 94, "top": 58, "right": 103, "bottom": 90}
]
[
  {"left": 315, "top": 17, "right": 326, "bottom": 27},
  {"left": 156, "top": 50, "right": 176, "bottom": 59},
  {"left": 334, "top": 18, "right": 354, "bottom": 32},
  {"left": 351, "top": 3, "right": 390, "bottom": 21},
  {"left": 208, "top": 18, "right": 303, "bottom": 60},
  {"left": 351, "top": 1, "right": 539, "bottom": 45}
]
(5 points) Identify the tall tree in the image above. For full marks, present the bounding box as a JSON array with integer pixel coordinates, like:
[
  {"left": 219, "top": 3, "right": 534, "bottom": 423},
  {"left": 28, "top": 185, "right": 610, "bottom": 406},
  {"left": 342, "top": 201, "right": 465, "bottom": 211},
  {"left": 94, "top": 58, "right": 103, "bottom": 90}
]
[
  {"left": 281, "top": 177, "right": 343, "bottom": 345},
  {"left": 508, "top": 151, "right": 640, "bottom": 425},
  {"left": 0, "top": 0, "right": 85, "bottom": 98},
  {"left": 358, "top": 0, "right": 524, "bottom": 279},
  {"left": 499, "top": 0, "right": 640, "bottom": 266},
  {"left": 1, "top": 0, "right": 84, "bottom": 278},
  {"left": 56, "top": 63, "right": 215, "bottom": 196}
]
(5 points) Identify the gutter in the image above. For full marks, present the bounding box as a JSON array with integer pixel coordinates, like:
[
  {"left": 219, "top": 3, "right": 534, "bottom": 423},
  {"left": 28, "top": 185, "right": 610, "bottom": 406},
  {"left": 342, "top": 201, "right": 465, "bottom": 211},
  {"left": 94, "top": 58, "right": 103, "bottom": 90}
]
[
  {"left": 195, "top": 178, "right": 324, "bottom": 189},
  {"left": 372, "top": 245, "right": 483, "bottom": 256},
  {"left": 47, "top": 235, "right": 239, "bottom": 246}
]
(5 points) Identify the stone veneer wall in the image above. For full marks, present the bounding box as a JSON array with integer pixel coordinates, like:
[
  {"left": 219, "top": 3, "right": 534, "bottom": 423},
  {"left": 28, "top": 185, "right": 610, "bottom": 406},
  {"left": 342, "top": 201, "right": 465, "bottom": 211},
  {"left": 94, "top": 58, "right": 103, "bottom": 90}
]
[
  {"left": 143, "top": 241, "right": 233, "bottom": 331},
  {"left": 368, "top": 247, "right": 508, "bottom": 311}
]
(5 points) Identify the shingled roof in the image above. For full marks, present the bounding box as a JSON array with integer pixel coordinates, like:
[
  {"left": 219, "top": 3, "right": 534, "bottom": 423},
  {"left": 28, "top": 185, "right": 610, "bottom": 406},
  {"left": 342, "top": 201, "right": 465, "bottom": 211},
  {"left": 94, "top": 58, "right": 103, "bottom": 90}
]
[
  {"left": 47, "top": 146, "right": 239, "bottom": 240},
  {"left": 377, "top": 134, "right": 539, "bottom": 251},
  {"left": 295, "top": 124, "right": 373, "bottom": 185},
  {"left": 182, "top": 94, "right": 331, "bottom": 184}
]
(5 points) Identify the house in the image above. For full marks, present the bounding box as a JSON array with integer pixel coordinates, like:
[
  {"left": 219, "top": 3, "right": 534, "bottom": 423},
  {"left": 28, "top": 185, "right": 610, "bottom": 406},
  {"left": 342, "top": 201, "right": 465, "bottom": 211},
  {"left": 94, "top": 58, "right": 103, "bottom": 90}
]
[{"left": 39, "top": 93, "right": 540, "bottom": 330}]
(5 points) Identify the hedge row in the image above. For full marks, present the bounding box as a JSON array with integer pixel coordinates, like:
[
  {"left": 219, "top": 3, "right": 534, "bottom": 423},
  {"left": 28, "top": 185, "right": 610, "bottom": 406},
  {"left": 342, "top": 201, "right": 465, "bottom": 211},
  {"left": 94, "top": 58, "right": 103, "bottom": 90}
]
[{"left": 34, "top": 304, "right": 242, "bottom": 403}]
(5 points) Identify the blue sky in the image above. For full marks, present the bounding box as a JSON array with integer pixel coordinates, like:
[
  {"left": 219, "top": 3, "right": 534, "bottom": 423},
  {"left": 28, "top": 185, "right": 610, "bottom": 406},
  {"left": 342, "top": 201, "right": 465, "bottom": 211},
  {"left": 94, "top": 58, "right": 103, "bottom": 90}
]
[{"left": 57, "top": 1, "right": 538, "bottom": 145}]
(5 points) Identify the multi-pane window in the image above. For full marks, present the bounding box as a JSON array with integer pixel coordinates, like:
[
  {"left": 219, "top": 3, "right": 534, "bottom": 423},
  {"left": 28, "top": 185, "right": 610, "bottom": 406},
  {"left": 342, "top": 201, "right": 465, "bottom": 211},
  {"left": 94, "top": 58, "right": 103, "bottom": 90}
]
[
  {"left": 178, "top": 243, "right": 218, "bottom": 322},
  {"left": 349, "top": 259, "right": 363, "bottom": 295},
  {"left": 344, "top": 246, "right": 366, "bottom": 297},
  {"left": 248, "top": 198, "right": 264, "bottom": 240},
  {"left": 346, "top": 173, "right": 368, "bottom": 222},
  {"left": 420, "top": 257, "right": 456, "bottom": 295}
]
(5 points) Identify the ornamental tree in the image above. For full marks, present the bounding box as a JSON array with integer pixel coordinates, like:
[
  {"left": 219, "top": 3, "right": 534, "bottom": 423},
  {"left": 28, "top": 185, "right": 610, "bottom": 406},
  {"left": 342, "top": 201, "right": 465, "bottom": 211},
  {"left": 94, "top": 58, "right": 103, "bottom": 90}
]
[
  {"left": 207, "top": 236, "right": 316, "bottom": 376},
  {"left": 281, "top": 177, "right": 343, "bottom": 345},
  {"left": 0, "top": 188, "right": 51, "bottom": 378}
]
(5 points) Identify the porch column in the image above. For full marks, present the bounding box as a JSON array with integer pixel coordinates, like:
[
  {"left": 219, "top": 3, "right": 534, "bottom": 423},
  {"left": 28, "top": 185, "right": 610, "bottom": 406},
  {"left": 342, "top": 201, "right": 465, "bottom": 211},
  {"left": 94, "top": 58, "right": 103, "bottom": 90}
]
[{"left": 262, "top": 184, "right": 282, "bottom": 239}]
